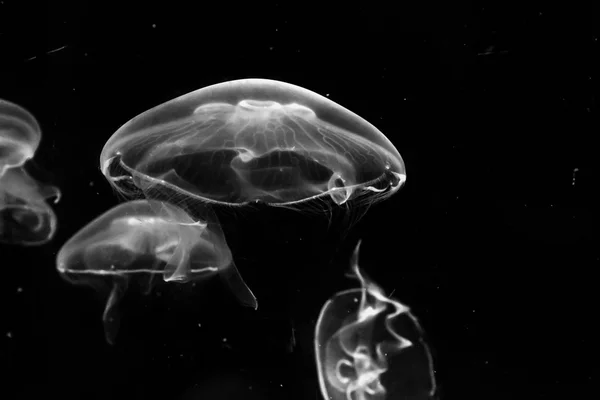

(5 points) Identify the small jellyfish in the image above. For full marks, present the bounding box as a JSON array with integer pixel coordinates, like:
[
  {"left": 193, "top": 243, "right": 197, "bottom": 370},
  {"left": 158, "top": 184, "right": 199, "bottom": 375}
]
[
  {"left": 0, "top": 99, "right": 60, "bottom": 245},
  {"left": 314, "top": 241, "right": 437, "bottom": 400},
  {"left": 56, "top": 199, "right": 256, "bottom": 345},
  {"left": 99, "top": 79, "right": 405, "bottom": 225}
]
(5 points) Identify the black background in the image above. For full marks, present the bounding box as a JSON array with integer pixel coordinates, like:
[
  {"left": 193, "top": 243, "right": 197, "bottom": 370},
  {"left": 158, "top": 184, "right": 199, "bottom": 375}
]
[{"left": 1, "top": 1, "right": 596, "bottom": 399}]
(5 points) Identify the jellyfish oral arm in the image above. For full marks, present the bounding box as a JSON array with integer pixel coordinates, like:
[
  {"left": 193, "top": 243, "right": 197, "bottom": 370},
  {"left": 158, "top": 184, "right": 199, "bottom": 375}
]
[
  {"left": 102, "top": 280, "right": 128, "bottom": 345},
  {"left": 219, "top": 261, "right": 258, "bottom": 310}
]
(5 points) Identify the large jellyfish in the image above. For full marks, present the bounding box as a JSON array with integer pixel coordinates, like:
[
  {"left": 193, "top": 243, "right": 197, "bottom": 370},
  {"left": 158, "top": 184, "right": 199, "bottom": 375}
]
[
  {"left": 314, "top": 241, "right": 437, "bottom": 400},
  {"left": 0, "top": 99, "right": 60, "bottom": 245},
  {"left": 56, "top": 199, "right": 256, "bottom": 345},
  {"left": 99, "top": 79, "right": 406, "bottom": 219}
]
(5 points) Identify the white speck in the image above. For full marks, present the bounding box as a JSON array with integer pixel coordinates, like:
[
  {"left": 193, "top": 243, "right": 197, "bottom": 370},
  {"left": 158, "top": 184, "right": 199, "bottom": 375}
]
[
  {"left": 539, "top": 12, "right": 542, "bottom": 16},
  {"left": 572, "top": 168, "right": 579, "bottom": 186},
  {"left": 6, "top": 332, "right": 12, "bottom": 338},
  {"left": 198, "top": 323, "right": 201, "bottom": 328},
  {"left": 47, "top": 45, "right": 67, "bottom": 55},
  {"left": 269, "top": 46, "right": 274, "bottom": 50},
  {"left": 473, "top": 309, "right": 476, "bottom": 312},
  {"left": 222, "top": 337, "right": 227, "bottom": 342},
  {"left": 325, "top": 93, "right": 330, "bottom": 97},
  {"left": 275, "top": 28, "right": 278, "bottom": 32},
  {"left": 17, "top": 287, "right": 23, "bottom": 293},
  {"left": 404, "top": 98, "right": 407, "bottom": 101},
  {"left": 152, "top": 24, "right": 156, "bottom": 28}
]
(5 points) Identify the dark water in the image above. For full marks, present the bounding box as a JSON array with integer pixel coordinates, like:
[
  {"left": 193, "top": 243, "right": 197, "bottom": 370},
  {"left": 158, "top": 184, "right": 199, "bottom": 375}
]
[{"left": 1, "top": 2, "right": 595, "bottom": 400}]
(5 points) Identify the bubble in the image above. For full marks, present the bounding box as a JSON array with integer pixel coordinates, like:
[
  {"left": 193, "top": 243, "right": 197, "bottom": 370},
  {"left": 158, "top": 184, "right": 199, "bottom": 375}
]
[
  {"left": 314, "top": 241, "right": 437, "bottom": 400},
  {"left": 99, "top": 79, "right": 405, "bottom": 228},
  {"left": 0, "top": 99, "right": 60, "bottom": 245},
  {"left": 56, "top": 199, "right": 256, "bottom": 345}
]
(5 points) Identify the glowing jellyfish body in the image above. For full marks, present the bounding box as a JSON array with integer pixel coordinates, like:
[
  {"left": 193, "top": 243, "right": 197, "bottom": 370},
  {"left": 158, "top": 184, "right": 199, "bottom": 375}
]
[
  {"left": 0, "top": 99, "right": 60, "bottom": 245},
  {"left": 314, "top": 241, "right": 437, "bottom": 400},
  {"left": 99, "top": 79, "right": 406, "bottom": 210},
  {"left": 56, "top": 199, "right": 256, "bottom": 345}
]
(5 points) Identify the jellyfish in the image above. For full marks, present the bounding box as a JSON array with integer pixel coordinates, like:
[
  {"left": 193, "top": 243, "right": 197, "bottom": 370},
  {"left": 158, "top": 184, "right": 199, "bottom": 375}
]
[
  {"left": 99, "top": 79, "right": 406, "bottom": 228},
  {"left": 0, "top": 99, "right": 60, "bottom": 245},
  {"left": 314, "top": 241, "right": 437, "bottom": 400},
  {"left": 56, "top": 199, "right": 256, "bottom": 345}
]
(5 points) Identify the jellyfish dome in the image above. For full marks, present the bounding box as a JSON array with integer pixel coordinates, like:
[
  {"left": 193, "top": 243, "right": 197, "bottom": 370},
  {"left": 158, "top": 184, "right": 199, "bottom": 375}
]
[
  {"left": 0, "top": 99, "right": 42, "bottom": 175},
  {"left": 314, "top": 241, "right": 438, "bottom": 400},
  {"left": 0, "top": 99, "right": 60, "bottom": 245},
  {"left": 100, "top": 79, "right": 406, "bottom": 209},
  {"left": 56, "top": 199, "right": 257, "bottom": 344}
]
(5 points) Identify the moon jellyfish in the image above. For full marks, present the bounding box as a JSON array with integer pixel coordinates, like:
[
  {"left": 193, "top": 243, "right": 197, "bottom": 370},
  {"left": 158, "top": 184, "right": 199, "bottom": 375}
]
[
  {"left": 0, "top": 99, "right": 60, "bottom": 245},
  {"left": 99, "top": 79, "right": 406, "bottom": 225},
  {"left": 314, "top": 241, "right": 437, "bottom": 400},
  {"left": 55, "top": 199, "right": 256, "bottom": 345}
]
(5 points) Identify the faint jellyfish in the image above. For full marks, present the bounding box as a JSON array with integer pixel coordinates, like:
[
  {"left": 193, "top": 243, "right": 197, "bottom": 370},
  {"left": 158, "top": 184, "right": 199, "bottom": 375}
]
[
  {"left": 180, "top": 371, "right": 267, "bottom": 400},
  {"left": 314, "top": 241, "right": 437, "bottom": 400},
  {"left": 55, "top": 199, "right": 256, "bottom": 345},
  {"left": 99, "top": 78, "right": 406, "bottom": 229},
  {"left": 0, "top": 99, "right": 60, "bottom": 245}
]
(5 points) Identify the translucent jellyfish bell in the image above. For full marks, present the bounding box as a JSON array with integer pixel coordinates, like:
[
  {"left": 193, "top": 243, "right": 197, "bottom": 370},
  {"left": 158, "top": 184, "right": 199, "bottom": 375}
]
[
  {"left": 0, "top": 99, "right": 60, "bottom": 245},
  {"left": 99, "top": 79, "right": 406, "bottom": 212},
  {"left": 56, "top": 199, "right": 256, "bottom": 345},
  {"left": 314, "top": 241, "right": 437, "bottom": 400}
]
